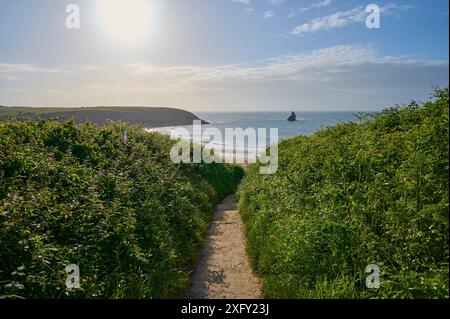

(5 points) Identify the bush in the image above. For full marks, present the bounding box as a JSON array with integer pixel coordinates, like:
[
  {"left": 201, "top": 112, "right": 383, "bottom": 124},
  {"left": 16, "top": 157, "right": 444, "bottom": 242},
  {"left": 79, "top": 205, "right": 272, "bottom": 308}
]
[
  {"left": 0, "top": 120, "right": 243, "bottom": 298},
  {"left": 238, "top": 88, "right": 449, "bottom": 299}
]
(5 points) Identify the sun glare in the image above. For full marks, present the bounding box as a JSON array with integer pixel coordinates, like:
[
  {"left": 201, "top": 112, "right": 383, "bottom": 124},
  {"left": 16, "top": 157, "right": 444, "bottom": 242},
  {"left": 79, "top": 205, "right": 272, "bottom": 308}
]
[{"left": 99, "top": 0, "right": 152, "bottom": 43}]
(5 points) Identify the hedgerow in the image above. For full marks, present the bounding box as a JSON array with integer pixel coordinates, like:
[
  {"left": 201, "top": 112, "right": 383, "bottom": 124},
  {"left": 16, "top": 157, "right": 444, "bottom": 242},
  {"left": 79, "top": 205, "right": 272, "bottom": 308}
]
[
  {"left": 0, "top": 120, "right": 243, "bottom": 298},
  {"left": 238, "top": 88, "right": 449, "bottom": 298}
]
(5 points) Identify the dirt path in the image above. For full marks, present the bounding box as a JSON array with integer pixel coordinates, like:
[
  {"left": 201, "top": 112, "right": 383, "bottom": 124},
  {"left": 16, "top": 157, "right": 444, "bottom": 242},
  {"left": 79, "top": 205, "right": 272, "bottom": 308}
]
[{"left": 188, "top": 194, "right": 261, "bottom": 299}]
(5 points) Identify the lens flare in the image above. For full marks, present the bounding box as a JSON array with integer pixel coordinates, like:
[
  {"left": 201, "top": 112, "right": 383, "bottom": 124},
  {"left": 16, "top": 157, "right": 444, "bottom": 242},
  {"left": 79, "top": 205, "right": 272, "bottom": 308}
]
[{"left": 99, "top": 0, "right": 152, "bottom": 43}]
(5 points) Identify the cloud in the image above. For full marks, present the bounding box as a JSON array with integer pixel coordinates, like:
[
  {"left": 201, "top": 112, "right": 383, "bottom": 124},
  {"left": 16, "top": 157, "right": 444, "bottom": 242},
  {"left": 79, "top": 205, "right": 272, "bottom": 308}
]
[
  {"left": 244, "top": 7, "right": 254, "bottom": 14},
  {"left": 264, "top": 10, "right": 274, "bottom": 18},
  {"left": 288, "top": 0, "right": 333, "bottom": 17},
  {"left": 269, "top": 0, "right": 286, "bottom": 5},
  {"left": 124, "top": 47, "right": 447, "bottom": 110},
  {"left": 0, "top": 63, "right": 66, "bottom": 74},
  {"left": 291, "top": 7, "right": 365, "bottom": 35},
  {"left": 80, "top": 65, "right": 102, "bottom": 72},
  {"left": 1, "top": 45, "right": 447, "bottom": 111},
  {"left": 232, "top": 0, "right": 250, "bottom": 4},
  {"left": 381, "top": 3, "right": 414, "bottom": 14},
  {"left": 291, "top": 3, "right": 413, "bottom": 35},
  {"left": 127, "top": 44, "right": 447, "bottom": 84}
]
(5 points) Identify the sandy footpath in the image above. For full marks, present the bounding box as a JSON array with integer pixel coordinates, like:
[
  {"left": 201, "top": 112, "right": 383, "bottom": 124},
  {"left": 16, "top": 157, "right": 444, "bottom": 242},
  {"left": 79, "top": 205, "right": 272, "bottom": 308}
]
[{"left": 188, "top": 194, "right": 261, "bottom": 299}]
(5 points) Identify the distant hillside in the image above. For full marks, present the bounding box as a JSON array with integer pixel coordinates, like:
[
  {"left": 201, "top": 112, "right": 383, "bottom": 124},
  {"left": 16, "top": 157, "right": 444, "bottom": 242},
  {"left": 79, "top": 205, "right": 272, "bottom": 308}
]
[{"left": 0, "top": 106, "right": 208, "bottom": 128}]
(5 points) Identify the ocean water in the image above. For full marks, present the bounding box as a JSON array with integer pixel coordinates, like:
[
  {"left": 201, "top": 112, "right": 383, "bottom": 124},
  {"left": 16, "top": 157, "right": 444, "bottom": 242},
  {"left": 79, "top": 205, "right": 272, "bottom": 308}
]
[{"left": 148, "top": 111, "right": 358, "bottom": 162}]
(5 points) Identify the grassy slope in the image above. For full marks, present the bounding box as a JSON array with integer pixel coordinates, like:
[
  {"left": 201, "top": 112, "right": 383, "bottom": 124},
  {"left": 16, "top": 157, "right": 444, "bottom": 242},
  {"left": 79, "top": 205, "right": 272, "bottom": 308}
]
[
  {"left": 0, "top": 120, "right": 243, "bottom": 298},
  {"left": 238, "top": 88, "right": 449, "bottom": 299}
]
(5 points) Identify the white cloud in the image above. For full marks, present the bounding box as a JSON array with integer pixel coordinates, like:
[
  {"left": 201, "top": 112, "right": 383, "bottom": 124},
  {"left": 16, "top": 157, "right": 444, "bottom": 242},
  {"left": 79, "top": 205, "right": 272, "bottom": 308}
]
[
  {"left": 291, "top": 3, "right": 413, "bottom": 35},
  {"left": 1, "top": 45, "right": 447, "bottom": 111},
  {"left": 288, "top": 0, "right": 333, "bottom": 17},
  {"left": 0, "top": 63, "right": 66, "bottom": 74},
  {"left": 7, "top": 45, "right": 440, "bottom": 88},
  {"left": 264, "top": 10, "right": 274, "bottom": 18},
  {"left": 269, "top": 0, "right": 286, "bottom": 5},
  {"left": 310, "top": 0, "right": 332, "bottom": 9},
  {"left": 291, "top": 7, "right": 364, "bottom": 35},
  {"left": 232, "top": 0, "right": 250, "bottom": 4},
  {"left": 127, "top": 44, "right": 447, "bottom": 83},
  {"left": 381, "top": 3, "right": 414, "bottom": 14}
]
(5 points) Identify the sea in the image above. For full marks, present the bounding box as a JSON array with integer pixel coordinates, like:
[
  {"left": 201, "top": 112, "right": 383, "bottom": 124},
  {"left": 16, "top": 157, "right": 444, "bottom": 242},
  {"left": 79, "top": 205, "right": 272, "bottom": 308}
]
[{"left": 148, "top": 111, "right": 359, "bottom": 162}]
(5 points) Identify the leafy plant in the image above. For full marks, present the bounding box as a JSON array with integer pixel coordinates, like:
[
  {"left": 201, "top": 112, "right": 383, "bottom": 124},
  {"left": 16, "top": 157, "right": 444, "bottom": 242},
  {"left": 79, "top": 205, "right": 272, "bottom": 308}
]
[
  {"left": 0, "top": 120, "right": 243, "bottom": 299},
  {"left": 238, "top": 88, "right": 449, "bottom": 299}
]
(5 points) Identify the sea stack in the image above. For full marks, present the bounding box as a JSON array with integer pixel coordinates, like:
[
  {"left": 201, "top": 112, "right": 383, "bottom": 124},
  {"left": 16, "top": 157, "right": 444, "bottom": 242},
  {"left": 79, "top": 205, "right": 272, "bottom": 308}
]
[{"left": 287, "top": 111, "right": 297, "bottom": 122}]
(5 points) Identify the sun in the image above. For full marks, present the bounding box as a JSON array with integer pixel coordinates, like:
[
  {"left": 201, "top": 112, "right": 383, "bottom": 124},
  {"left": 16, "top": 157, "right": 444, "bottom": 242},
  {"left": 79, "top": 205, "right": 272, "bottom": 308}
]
[{"left": 99, "top": 0, "right": 152, "bottom": 43}]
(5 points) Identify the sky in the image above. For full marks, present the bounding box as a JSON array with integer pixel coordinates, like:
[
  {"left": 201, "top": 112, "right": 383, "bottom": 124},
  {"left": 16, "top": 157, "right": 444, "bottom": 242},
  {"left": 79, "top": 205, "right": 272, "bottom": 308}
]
[{"left": 0, "top": 0, "right": 448, "bottom": 112}]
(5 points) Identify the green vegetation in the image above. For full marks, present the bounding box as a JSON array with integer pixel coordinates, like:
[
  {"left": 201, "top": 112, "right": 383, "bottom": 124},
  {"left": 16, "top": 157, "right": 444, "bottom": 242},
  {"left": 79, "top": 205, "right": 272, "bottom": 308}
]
[
  {"left": 238, "top": 88, "right": 449, "bottom": 298},
  {"left": 0, "top": 106, "right": 207, "bottom": 127},
  {"left": 0, "top": 120, "right": 243, "bottom": 299}
]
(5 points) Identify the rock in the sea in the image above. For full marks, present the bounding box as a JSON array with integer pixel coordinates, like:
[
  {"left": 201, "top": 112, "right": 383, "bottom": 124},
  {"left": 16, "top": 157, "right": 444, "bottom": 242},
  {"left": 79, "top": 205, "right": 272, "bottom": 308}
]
[{"left": 287, "top": 111, "right": 297, "bottom": 122}]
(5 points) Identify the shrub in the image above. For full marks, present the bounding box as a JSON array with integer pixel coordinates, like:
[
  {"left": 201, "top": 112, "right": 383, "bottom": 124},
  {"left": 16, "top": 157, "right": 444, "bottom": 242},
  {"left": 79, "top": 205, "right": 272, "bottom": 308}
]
[
  {"left": 0, "top": 120, "right": 243, "bottom": 299},
  {"left": 238, "top": 88, "right": 449, "bottom": 299}
]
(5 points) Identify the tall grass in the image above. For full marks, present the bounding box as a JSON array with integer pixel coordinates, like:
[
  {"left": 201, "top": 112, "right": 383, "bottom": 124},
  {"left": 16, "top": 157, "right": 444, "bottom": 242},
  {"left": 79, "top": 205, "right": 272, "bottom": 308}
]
[
  {"left": 238, "top": 88, "right": 449, "bottom": 298},
  {"left": 0, "top": 120, "right": 243, "bottom": 298}
]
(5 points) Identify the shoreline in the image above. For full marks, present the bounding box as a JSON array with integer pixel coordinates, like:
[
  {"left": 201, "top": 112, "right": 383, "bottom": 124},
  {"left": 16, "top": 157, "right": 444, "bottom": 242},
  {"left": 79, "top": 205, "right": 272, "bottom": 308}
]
[{"left": 146, "top": 127, "right": 261, "bottom": 165}]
